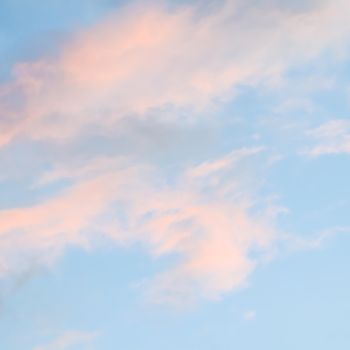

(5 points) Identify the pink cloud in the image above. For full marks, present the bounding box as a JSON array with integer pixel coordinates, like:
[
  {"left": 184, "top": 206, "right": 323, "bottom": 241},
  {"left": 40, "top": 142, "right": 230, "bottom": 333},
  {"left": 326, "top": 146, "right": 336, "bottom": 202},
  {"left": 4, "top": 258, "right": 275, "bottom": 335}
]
[
  {"left": 1, "top": 0, "right": 350, "bottom": 145},
  {"left": 0, "top": 161, "right": 146, "bottom": 275},
  {"left": 1, "top": 0, "right": 348, "bottom": 304},
  {"left": 0, "top": 149, "right": 278, "bottom": 303}
]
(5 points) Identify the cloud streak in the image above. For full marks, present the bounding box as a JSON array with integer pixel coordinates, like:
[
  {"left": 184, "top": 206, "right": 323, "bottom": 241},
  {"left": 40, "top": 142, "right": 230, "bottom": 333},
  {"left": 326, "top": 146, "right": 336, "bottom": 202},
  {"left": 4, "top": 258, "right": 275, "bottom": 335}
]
[
  {"left": 33, "top": 331, "right": 99, "bottom": 350},
  {"left": 306, "top": 119, "right": 350, "bottom": 156}
]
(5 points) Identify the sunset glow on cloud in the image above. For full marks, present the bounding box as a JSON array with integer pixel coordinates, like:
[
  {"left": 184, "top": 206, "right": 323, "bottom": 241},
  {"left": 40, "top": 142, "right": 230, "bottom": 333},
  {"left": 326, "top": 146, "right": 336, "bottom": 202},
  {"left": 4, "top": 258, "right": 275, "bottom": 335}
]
[{"left": 1, "top": 1, "right": 350, "bottom": 349}]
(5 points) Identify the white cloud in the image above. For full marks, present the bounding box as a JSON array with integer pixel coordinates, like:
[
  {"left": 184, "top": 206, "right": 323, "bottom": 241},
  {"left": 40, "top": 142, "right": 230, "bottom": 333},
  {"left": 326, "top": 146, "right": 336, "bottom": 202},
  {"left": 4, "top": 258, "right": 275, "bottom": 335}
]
[{"left": 306, "top": 119, "right": 350, "bottom": 156}]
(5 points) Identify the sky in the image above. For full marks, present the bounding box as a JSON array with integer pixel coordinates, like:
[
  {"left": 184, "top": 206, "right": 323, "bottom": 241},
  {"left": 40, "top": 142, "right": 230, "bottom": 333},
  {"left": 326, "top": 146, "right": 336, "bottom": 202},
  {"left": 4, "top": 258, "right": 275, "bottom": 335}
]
[{"left": 0, "top": 0, "right": 350, "bottom": 349}]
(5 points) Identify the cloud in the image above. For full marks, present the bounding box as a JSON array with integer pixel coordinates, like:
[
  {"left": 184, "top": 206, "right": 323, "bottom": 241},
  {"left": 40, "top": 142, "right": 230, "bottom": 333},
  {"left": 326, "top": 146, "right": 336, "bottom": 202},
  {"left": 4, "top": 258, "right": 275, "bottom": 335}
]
[
  {"left": 0, "top": 160, "right": 143, "bottom": 276},
  {"left": 305, "top": 119, "right": 350, "bottom": 156},
  {"left": 1, "top": 0, "right": 350, "bottom": 145},
  {"left": 2, "top": 0, "right": 349, "bottom": 305},
  {"left": 280, "top": 226, "right": 350, "bottom": 252},
  {"left": 243, "top": 310, "right": 256, "bottom": 321},
  {"left": 0, "top": 149, "right": 277, "bottom": 303},
  {"left": 33, "top": 331, "right": 99, "bottom": 350},
  {"left": 186, "top": 147, "right": 264, "bottom": 178}
]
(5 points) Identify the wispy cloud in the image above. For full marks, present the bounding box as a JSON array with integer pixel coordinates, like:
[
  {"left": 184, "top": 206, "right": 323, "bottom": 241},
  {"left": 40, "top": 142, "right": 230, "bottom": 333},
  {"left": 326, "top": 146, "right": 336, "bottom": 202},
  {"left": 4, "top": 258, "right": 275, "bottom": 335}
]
[
  {"left": 305, "top": 119, "right": 350, "bottom": 156},
  {"left": 187, "top": 147, "right": 264, "bottom": 179},
  {"left": 1, "top": 0, "right": 350, "bottom": 305},
  {"left": 0, "top": 148, "right": 278, "bottom": 303},
  {"left": 1, "top": 0, "right": 350, "bottom": 145},
  {"left": 243, "top": 310, "right": 256, "bottom": 321},
  {"left": 33, "top": 331, "right": 99, "bottom": 350}
]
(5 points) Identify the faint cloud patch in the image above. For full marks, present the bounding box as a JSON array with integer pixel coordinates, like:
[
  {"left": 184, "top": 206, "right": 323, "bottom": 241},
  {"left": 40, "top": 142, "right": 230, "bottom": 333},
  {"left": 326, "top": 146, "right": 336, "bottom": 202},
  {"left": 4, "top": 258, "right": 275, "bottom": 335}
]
[
  {"left": 33, "top": 330, "right": 99, "bottom": 350},
  {"left": 304, "top": 119, "right": 350, "bottom": 156},
  {"left": 243, "top": 310, "right": 256, "bottom": 321}
]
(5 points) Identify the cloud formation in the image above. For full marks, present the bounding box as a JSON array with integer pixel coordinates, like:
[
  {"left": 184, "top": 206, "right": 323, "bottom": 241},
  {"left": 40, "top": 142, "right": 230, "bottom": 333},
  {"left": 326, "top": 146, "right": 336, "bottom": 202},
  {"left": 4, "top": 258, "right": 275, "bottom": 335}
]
[
  {"left": 1, "top": 0, "right": 350, "bottom": 145},
  {"left": 1, "top": 0, "right": 350, "bottom": 304},
  {"left": 0, "top": 148, "right": 277, "bottom": 303},
  {"left": 33, "top": 331, "right": 99, "bottom": 350},
  {"left": 306, "top": 119, "right": 350, "bottom": 156}
]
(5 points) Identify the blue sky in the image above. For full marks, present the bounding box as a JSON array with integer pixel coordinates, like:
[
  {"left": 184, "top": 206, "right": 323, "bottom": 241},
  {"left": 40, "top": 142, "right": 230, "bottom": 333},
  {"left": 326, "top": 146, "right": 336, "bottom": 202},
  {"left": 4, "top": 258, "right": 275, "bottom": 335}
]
[{"left": 0, "top": 0, "right": 350, "bottom": 349}]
